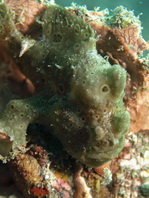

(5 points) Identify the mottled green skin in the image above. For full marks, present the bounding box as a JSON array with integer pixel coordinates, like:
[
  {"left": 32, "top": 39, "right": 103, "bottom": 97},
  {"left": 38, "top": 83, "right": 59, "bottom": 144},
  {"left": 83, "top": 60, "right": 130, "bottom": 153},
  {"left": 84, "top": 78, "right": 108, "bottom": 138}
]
[{"left": 0, "top": 3, "right": 130, "bottom": 166}]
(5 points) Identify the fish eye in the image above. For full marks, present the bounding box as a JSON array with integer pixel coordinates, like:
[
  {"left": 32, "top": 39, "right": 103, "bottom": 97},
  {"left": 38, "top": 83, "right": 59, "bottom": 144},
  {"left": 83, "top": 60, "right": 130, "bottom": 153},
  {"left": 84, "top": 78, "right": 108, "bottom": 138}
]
[{"left": 101, "top": 85, "right": 110, "bottom": 93}]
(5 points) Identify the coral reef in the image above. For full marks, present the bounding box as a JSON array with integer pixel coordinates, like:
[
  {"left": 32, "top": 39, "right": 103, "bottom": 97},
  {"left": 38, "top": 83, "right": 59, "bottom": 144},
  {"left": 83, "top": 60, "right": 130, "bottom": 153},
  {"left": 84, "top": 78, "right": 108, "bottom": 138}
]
[
  {"left": 0, "top": 1, "right": 130, "bottom": 167},
  {"left": 109, "top": 131, "right": 149, "bottom": 198},
  {"left": 0, "top": 0, "right": 148, "bottom": 197}
]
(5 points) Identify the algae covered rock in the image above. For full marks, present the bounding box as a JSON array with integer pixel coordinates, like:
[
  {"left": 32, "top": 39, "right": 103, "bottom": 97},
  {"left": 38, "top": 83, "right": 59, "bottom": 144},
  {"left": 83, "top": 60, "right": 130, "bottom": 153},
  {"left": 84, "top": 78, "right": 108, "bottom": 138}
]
[{"left": 0, "top": 2, "right": 130, "bottom": 167}]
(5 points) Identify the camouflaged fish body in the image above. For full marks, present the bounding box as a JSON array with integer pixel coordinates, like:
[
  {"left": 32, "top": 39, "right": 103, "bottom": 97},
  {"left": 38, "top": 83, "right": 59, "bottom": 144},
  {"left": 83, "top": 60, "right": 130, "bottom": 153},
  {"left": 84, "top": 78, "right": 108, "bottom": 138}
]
[{"left": 0, "top": 4, "right": 130, "bottom": 167}]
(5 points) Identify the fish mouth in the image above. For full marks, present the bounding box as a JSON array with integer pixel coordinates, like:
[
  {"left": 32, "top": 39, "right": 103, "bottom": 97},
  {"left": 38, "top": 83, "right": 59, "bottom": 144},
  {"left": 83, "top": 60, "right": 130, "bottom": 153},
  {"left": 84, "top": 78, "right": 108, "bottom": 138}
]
[{"left": 80, "top": 136, "right": 125, "bottom": 167}]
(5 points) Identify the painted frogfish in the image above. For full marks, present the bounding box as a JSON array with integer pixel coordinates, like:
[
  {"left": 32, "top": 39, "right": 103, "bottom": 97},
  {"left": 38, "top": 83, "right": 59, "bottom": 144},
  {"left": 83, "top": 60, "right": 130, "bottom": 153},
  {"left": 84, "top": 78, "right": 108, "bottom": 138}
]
[{"left": 0, "top": 3, "right": 130, "bottom": 167}]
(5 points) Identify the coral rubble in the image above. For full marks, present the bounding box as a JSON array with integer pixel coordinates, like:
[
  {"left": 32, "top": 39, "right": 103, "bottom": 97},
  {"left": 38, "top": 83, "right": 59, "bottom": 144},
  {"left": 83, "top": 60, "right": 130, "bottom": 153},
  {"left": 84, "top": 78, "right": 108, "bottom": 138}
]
[{"left": 110, "top": 131, "right": 149, "bottom": 198}]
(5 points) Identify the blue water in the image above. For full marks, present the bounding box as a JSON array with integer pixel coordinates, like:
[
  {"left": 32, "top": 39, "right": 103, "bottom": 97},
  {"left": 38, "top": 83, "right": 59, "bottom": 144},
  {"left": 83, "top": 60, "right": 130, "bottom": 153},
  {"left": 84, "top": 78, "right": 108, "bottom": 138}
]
[{"left": 55, "top": 0, "right": 149, "bottom": 42}]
